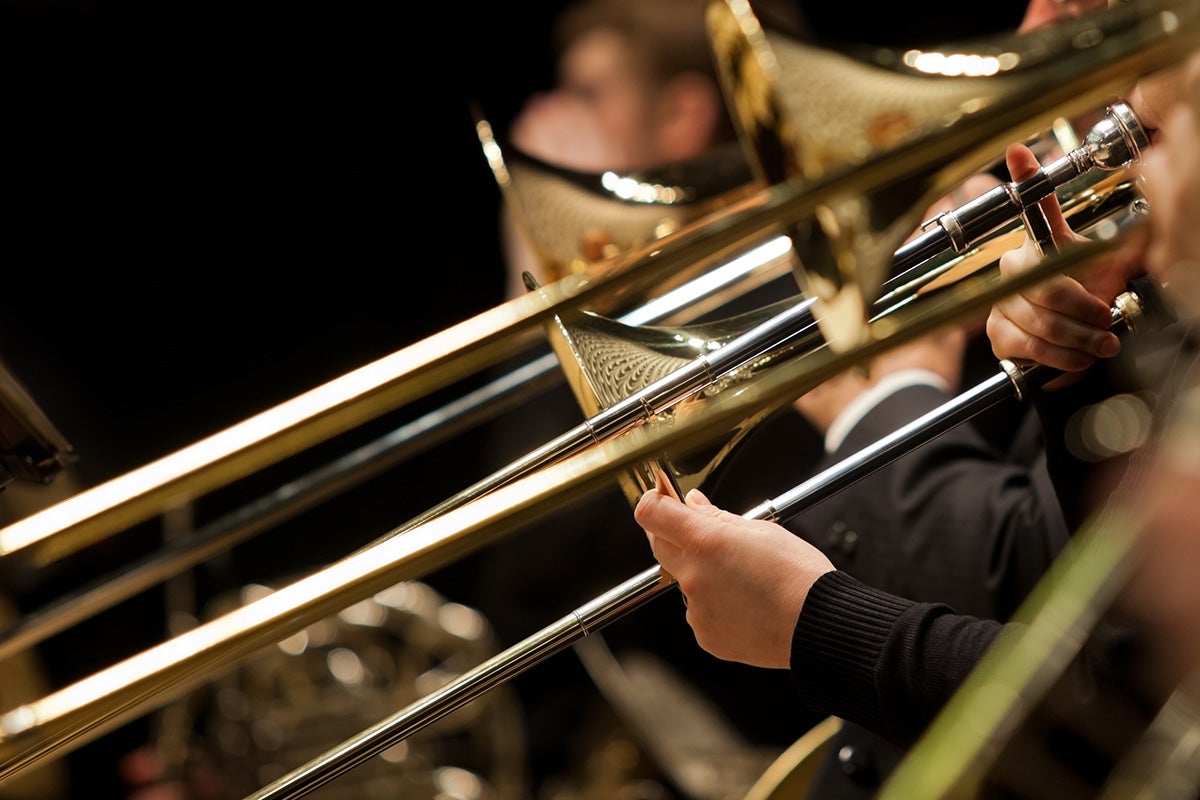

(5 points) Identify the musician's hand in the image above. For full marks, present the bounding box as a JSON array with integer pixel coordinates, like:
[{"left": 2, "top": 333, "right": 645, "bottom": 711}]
[
  {"left": 986, "top": 143, "right": 1129, "bottom": 375},
  {"left": 795, "top": 173, "right": 1000, "bottom": 434},
  {"left": 636, "top": 487, "right": 834, "bottom": 669}
]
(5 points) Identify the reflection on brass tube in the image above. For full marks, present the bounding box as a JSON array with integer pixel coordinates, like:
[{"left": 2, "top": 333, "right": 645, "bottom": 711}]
[
  {"left": 249, "top": 285, "right": 1148, "bottom": 800},
  {"left": 0, "top": 235, "right": 794, "bottom": 665},
  {"left": 0, "top": 150, "right": 1133, "bottom": 676},
  {"left": 4, "top": 0, "right": 1193, "bottom": 570},
  {"left": 1, "top": 158, "right": 1137, "bottom": 673},
  {"left": 0, "top": 230, "right": 1138, "bottom": 783},
  {"left": 0, "top": 1, "right": 1192, "bottom": 792},
  {"left": 0, "top": 212, "right": 782, "bottom": 568}
]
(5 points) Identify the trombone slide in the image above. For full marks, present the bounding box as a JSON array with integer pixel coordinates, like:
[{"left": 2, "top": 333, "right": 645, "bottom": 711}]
[
  {"left": 0, "top": 231, "right": 1133, "bottom": 784},
  {"left": 249, "top": 284, "right": 1155, "bottom": 800}
]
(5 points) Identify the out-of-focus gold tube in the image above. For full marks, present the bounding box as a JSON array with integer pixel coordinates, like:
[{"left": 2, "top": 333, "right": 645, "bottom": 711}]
[{"left": 0, "top": 232, "right": 1141, "bottom": 783}]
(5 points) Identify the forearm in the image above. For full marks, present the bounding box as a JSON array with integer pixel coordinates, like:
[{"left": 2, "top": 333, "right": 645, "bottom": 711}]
[
  {"left": 796, "top": 385, "right": 1070, "bottom": 618},
  {"left": 790, "top": 570, "right": 1007, "bottom": 746}
]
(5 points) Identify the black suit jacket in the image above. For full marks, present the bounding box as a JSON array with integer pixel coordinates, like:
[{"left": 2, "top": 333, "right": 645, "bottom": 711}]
[
  {"left": 708, "top": 369, "right": 1070, "bottom": 798},
  {"left": 784, "top": 313, "right": 1196, "bottom": 798}
]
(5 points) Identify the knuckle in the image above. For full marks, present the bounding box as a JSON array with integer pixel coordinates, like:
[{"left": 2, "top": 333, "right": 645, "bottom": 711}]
[{"left": 1020, "top": 332, "right": 1049, "bottom": 363}]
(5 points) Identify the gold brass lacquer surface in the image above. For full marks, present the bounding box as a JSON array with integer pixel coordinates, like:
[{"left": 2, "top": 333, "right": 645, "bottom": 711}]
[
  {"left": 0, "top": 229, "right": 1134, "bottom": 784},
  {"left": 481, "top": 114, "right": 760, "bottom": 284},
  {"left": 709, "top": 0, "right": 1198, "bottom": 350},
  {"left": 6, "top": 0, "right": 1192, "bottom": 569},
  {"left": 543, "top": 296, "right": 800, "bottom": 506},
  {"left": 0, "top": 0, "right": 1196, "bottom": 790}
]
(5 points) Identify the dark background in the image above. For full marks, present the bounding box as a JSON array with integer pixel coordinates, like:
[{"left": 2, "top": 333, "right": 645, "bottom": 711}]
[
  {"left": 0, "top": 1, "right": 1031, "bottom": 796},
  {"left": 0, "top": 1, "right": 580, "bottom": 590},
  {"left": 1, "top": 0, "right": 568, "bottom": 480},
  {"left": 1, "top": 2, "right": 575, "bottom": 795}
]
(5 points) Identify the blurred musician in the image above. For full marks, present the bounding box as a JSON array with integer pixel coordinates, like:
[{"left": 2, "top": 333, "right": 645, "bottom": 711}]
[
  {"left": 635, "top": 10, "right": 1200, "bottom": 798},
  {"left": 476, "top": 2, "right": 824, "bottom": 795},
  {"left": 484, "top": 0, "right": 1050, "bottom": 796}
]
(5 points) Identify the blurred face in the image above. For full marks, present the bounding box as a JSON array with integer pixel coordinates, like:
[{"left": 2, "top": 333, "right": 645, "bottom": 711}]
[
  {"left": 506, "top": 27, "right": 664, "bottom": 173},
  {"left": 554, "top": 27, "right": 663, "bottom": 169}
]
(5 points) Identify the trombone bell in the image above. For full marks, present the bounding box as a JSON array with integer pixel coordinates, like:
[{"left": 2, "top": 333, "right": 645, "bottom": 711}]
[
  {"left": 539, "top": 294, "right": 803, "bottom": 506},
  {"left": 707, "top": 0, "right": 1199, "bottom": 350}
]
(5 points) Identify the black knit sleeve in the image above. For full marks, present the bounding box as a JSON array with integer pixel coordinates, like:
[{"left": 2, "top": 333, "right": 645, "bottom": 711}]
[{"left": 791, "top": 570, "right": 1008, "bottom": 746}]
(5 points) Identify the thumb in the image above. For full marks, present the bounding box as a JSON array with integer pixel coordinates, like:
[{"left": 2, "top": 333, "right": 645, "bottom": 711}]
[
  {"left": 685, "top": 488, "right": 713, "bottom": 508},
  {"left": 1005, "top": 142, "right": 1074, "bottom": 246}
]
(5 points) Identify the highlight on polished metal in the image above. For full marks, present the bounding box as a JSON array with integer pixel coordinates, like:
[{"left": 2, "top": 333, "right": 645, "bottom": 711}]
[
  {"left": 477, "top": 114, "right": 761, "bottom": 284},
  {"left": 532, "top": 100, "right": 1147, "bottom": 510},
  {"left": 707, "top": 0, "right": 1188, "bottom": 351},
  {"left": 0, "top": 0, "right": 1196, "bottom": 796},
  {"left": 248, "top": 251, "right": 1155, "bottom": 800}
]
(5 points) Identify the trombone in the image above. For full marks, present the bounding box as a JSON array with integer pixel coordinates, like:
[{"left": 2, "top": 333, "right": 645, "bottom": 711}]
[
  {"left": 0, "top": 223, "right": 1139, "bottom": 787},
  {"left": 0, "top": 99, "right": 1148, "bottom": 672},
  {"left": 2, "top": 0, "right": 1186, "bottom": 568},
  {"left": 0, "top": 0, "right": 1196, "bottom": 791},
  {"left": 247, "top": 275, "right": 1160, "bottom": 800}
]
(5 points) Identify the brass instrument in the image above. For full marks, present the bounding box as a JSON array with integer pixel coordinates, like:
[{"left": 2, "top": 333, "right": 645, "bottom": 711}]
[
  {"left": 0, "top": 361, "right": 75, "bottom": 800},
  {"left": 0, "top": 0, "right": 1196, "bottom": 795},
  {"left": 537, "top": 101, "right": 1146, "bottom": 508},
  {"left": 705, "top": 0, "right": 1180, "bottom": 350},
  {"left": 480, "top": 117, "right": 761, "bottom": 286},
  {"left": 159, "top": 578, "right": 528, "bottom": 800},
  {"left": 244, "top": 280, "right": 1154, "bottom": 800},
  {"left": 0, "top": 233, "right": 1145, "bottom": 790},
  {"left": 0, "top": 123, "right": 1143, "bottom": 798},
  {"left": 3, "top": 0, "right": 1188, "bottom": 567},
  {"left": 874, "top": 338, "right": 1200, "bottom": 800},
  {"left": 0, "top": 99, "right": 1140, "bottom": 679}
]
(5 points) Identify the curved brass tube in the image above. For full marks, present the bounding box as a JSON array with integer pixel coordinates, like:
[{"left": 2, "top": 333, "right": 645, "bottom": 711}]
[
  {"left": 478, "top": 114, "right": 760, "bottom": 284},
  {"left": 0, "top": 134, "right": 1138, "bottom": 670},
  {"left": 0, "top": 238, "right": 794, "bottom": 666},
  {"left": 709, "top": 0, "right": 1192, "bottom": 349},
  {"left": 2, "top": 0, "right": 1191, "bottom": 572},
  {"left": 0, "top": 230, "right": 1146, "bottom": 783},
  {"left": 360, "top": 130, "right": 1142, "bottom": 553},
  {"left": 0, "top": 174, "right": 779, "bottom": 569},
  {"left": 0, "top": 0, "right": 1195, "bottom": 790},
  {"left": 246, "top": 282, "right": 1151, "bottom": 800}
]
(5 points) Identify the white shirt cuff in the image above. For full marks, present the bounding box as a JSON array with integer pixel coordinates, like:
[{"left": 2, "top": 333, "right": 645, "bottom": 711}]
[{"left": 823, "top": 369, "right": 952, "bottom": 453}]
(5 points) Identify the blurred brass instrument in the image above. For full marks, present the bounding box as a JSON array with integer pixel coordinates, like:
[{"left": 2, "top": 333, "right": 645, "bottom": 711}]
[
  {"left": 874, "top": 316, "right": 1200, "bottom": 800},
  {"left": 170, "top": 579, "right": 528, "bottom": 800},
  {"left": 0, "top": 0, "right": 1197, "bottom": 796},
  {"left": 245, "top": 277, "right": 1156, "bottom": 800}
]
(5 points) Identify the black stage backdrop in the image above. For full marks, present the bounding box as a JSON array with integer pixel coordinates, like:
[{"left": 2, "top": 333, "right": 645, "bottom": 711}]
[{"left": 1, "top": 2, "right": 572, "bottom": 795}]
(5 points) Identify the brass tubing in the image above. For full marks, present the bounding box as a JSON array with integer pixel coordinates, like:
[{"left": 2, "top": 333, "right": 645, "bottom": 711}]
[
  {"left": 0, "top": 210, "right": 785, "bottom": 569},
  {"left": 247, "top": 280, "right": 1151, "bottom": 800},
  {"left": 0, "top": 358, "right": 561, "bottom": 665},
  {"left": 248, "top": 568, "right": 672, "bottom": 800},
  {"left": 0, "top": 237, "right": 794, "bottom": 665},
  {"left": 746, "top": 288, "right": 1150, "bottom": 522},
  {"left": 3, "top": 0, "right": 1192, "bottom": 568},
  {"left": 0, "top": 231, "right": 1134, "bottom": 783},
  {"left": 0, "top": 146, "right": 1136, "bottom": 669},
  {"left": 0, "top": 164, "right": 1136, "bottom": 670},
  {"left": 0, "top": 282, "right": 570, "bottom": 568},
  {"left": 371, "top": 166, "right": 1142, "bottom": 547}
]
